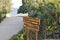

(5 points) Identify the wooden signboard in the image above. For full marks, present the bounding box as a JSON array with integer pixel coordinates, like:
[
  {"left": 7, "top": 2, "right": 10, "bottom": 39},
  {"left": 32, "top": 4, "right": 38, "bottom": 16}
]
[
  {"left": 23, "top": 17, "right": 40, "bottom": 40},
  {"left": 23, "top": 17, "right": 40, "bottom": 25},
  {"left": 24, "top": 23, "right": 39, "bottom": 31}
]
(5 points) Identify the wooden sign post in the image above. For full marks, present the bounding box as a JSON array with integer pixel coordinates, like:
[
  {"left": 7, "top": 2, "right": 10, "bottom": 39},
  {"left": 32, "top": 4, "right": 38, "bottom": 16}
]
[{"left": 23, "top": 17, "right": 40, "bottom": 40}]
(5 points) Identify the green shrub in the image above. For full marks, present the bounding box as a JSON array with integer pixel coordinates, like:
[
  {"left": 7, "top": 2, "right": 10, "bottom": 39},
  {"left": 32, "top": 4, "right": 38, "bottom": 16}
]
[
  {"left": 10, "top": 1, "right": 60, "bottom": 40},
  {"left": 10, "top": 28, "right": 36, "bottom": 40},
  {"left": 9, "top": 28, "right": 25, "bottom": 40},
  {"left": 0, "top": 12, "right": 6, "bottom": 23},
  {"left": 0, "top": 13, "right": 2, "bottom": 23}
]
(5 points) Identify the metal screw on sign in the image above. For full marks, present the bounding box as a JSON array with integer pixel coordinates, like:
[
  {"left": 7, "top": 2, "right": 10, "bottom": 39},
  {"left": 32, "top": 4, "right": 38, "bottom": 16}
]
[{"left": 23, "top": 17, "right": 40, "bottom": 40}]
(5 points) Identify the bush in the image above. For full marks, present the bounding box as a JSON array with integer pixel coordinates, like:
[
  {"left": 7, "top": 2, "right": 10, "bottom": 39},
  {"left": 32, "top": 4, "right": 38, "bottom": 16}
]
[
  {"left": 10, "top": 28, "right": 36, "bottom": 40},
  {"left": 17, "top": 6, "right": 28, "bottom": 14},
  {"left": 10, "top": 2, "right": 60, "bottom": 40},
  {"left": 9, "top": 28, "right": 25, "bottom": 40},
  {"left": 0, "top": 12, "right": 6, "bottom": 23}
]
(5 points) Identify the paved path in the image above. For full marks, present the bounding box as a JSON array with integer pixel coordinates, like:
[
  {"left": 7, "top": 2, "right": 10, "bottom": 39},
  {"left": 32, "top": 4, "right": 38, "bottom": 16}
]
[
  {"left": 0, "top": 17, "right": 23, "bottom": 40},
  {"left": 6, "top": 13, "right": 28, "bottom": 17}
]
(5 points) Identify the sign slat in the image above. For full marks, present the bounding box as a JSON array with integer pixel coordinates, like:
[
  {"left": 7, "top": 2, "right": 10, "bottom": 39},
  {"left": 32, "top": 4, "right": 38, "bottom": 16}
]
[
  {"left": 23, "top": 17, "right": 40, "bottom": 25},
  {"left": 24, "top": 23, "right": 39, "bottom": 31}
]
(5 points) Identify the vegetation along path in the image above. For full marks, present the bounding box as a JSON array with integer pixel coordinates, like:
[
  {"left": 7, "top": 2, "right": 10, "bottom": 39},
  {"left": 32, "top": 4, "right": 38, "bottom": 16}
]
[{"left": 0, "top": 16, "right": 23, "bottom": 40}]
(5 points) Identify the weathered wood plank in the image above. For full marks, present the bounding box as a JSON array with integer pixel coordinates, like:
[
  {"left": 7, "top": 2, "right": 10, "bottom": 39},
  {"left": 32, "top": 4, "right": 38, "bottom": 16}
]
[
  {"left": 24, "top": 23, "right": 39, "bottom": 31},
  {"left": 23, "top": 17, "right": 40, "bottom": 25}
]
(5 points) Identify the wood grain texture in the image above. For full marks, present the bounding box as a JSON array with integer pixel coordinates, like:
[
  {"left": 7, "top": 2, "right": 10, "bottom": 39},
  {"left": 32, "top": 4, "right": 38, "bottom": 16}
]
[{"left": 23, "top": 17, "right": 40, "bottom": 25}]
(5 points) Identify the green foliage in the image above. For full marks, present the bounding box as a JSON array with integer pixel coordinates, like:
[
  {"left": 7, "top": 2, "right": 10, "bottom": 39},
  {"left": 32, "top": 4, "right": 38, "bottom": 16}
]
[
  {"left": 17, "top": 6, "right": 28, "bottom": 14},
  {"left": 9, "top": 28, "right": 25, "bottom": 40},
  {"left": 0, "top": 12, "right": 6, "bottom": 23},
  {"left": 11, "top": 0, "right": 60, "bottom": 40},
  {"left": 0, "top": 0, "right": 12, "bottom": 13},
  {"left": 36, "top": 3, "right": 60, "bottom": 37},
  {"left": 0, "top": 0, "right": 12, "bottom": 22},
  {"left": 10, "top": 28, "right": 36, "bottom": 40},
  {"left": 28, "top": 2, "right": 60, "bottom": 39}
]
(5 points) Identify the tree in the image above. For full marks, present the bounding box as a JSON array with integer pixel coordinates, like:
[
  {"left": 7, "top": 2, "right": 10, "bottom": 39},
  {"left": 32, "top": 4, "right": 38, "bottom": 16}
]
[
  {"left": 11, "top": 0, "right": 60, "bottom": 40},
  {"left": 17, "top": 5, "right": 28, "bottom": 14},
  {"left": 0, "top": 0, "right": 12, "bottom": 22},
  {"left": 0, "top": 0, "right": 12, "bottom": 13}
]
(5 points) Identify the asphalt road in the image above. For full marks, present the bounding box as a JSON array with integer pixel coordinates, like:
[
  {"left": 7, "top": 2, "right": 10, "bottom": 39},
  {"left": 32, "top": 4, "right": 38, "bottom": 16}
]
[{"left": 0, "top": 17, "right": 23, "bottom": 40}]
